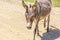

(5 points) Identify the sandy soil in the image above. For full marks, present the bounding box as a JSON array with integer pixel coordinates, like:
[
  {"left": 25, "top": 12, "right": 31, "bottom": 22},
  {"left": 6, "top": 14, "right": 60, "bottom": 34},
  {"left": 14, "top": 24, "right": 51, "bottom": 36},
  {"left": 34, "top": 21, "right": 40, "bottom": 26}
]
[{"left": 0, "top": 1, "right": 60, "bottom": 40}]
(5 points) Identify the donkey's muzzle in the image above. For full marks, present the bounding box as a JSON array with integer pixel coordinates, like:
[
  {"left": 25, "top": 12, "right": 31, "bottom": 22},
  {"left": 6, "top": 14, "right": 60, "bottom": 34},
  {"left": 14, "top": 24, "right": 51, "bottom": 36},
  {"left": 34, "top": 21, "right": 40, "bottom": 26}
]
[{"left": 26, "top": 23, "right": 32, "bottom": 29}]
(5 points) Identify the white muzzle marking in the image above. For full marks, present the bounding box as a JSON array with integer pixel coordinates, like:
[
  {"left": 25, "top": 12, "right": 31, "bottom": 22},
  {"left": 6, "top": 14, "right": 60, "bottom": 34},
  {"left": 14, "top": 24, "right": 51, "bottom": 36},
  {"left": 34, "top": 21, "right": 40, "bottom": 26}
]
[{"left": 27, "top": 23, "right": 31, "bottom": 27}]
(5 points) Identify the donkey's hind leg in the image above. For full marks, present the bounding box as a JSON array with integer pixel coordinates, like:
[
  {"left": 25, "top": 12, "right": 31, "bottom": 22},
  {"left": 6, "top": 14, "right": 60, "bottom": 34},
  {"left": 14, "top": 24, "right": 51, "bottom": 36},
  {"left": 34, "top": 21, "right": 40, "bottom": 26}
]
[
  {"left": 44, "top": 18, "right": 46, "bottom": 28},
  {"left": 47, "top": 15, "right": 50, "bottom": 32}
]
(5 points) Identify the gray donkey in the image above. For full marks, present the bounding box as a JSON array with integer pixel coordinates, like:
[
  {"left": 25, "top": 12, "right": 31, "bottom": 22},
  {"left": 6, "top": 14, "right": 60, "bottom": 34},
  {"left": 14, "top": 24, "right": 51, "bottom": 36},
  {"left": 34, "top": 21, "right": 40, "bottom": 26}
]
[{"left": 22, "top": 0, "right": 52, "bottom": 40}]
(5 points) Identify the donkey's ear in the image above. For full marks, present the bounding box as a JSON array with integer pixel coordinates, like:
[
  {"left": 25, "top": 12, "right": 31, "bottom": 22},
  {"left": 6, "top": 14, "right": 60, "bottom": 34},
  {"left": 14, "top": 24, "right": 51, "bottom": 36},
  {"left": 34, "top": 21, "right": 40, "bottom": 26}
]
[
  {"left": 32, "top": 5, "right": 37, "bottom": 11},
  {"left": 22, "top": 0, "right": 28, "bottom": 9},
  {"left": 32, "top": 1, "right": 37, "bottom": 11},
  {"left": 34, "top": 0, "right": 38, "bottom": 5}
]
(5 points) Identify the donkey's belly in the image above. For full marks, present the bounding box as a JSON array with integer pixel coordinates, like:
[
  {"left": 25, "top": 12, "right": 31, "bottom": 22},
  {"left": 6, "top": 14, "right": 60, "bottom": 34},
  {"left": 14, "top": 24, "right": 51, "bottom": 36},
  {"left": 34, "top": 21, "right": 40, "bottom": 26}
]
[
  {"left": 39, "top": 6, "right": 51, "bottom": 20},
  {"left": 40, "top": 13, "right": 50, "bottom": 20}
]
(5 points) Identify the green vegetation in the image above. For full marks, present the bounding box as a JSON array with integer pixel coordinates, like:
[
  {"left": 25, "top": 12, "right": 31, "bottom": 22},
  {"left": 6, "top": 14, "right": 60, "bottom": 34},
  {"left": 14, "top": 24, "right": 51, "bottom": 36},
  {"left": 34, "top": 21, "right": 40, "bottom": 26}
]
[
  {"left": 52, "top": 0, "right": 60, "bottom": 7},
  {"left": 24, "top": 0, "right": 60, "bottom": 7},
  {"left": 25, "top": 0, "right": 35, "bottom": 3}
]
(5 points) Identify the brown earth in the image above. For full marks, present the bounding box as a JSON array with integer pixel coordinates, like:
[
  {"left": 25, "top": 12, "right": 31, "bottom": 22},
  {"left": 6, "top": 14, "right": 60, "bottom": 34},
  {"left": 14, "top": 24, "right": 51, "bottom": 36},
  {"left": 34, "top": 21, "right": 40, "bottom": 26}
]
[{"left": 0, "top": 1, "right": 60, "bottom": 40}]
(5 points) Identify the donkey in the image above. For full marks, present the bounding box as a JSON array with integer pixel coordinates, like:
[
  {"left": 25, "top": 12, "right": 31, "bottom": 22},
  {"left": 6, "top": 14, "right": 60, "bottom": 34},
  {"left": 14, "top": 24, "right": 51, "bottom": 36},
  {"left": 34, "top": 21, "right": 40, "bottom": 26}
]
[{"left": 22, "top": 0, "right": 52, "bottom": 40}]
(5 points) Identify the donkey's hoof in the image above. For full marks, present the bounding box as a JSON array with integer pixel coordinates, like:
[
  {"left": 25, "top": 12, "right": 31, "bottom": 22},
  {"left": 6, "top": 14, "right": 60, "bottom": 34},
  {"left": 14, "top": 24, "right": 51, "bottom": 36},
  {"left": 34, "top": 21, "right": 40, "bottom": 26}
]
[
  {"left": 47, "top": 31, "right": 49, "bottom": 32},
  {"left": 37, "top": 33, "right": 39, "bottom": 36},
  {"left": 33, "top": 38, "right": 35, "bottom": 40},
  {"left": 47, "top": 29, "right": 49, "bottom": 32},
  {"left": 37, "top": 33, "right": 42, "bottom": 38}
]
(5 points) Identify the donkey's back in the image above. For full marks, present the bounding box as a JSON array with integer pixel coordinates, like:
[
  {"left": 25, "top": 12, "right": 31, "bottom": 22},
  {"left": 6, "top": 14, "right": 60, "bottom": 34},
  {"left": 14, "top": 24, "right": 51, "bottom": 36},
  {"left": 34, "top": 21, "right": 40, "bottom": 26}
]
[{"left": 36, "top": 0, "right": 52, "bottom": 19}]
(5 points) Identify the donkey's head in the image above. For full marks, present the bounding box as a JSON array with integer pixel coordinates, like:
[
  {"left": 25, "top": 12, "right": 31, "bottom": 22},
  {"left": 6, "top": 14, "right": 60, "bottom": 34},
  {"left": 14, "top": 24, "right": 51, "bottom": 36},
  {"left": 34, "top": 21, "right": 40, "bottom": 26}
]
[{"left": 22, "top": 0, "right": 37, "bottom": 29}]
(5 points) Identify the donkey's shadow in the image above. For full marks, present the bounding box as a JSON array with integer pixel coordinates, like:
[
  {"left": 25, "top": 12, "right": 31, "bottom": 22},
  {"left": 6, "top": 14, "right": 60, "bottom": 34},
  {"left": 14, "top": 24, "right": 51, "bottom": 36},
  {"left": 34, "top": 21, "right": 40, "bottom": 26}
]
[{"left": 41, "top": 25, "right": 60, "bottom": 40}]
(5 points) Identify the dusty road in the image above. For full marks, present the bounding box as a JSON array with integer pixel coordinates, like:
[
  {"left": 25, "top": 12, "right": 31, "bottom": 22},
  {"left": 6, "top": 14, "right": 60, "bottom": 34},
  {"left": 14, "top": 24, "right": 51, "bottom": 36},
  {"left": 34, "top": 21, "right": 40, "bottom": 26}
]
[{"left": 0, "top": 1, "right": 60, "bottom": 40}]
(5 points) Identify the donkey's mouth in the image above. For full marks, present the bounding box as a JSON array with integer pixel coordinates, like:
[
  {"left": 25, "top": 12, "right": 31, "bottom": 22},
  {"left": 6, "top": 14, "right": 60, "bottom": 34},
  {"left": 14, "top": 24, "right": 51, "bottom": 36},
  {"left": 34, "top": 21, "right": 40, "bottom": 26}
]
[{"left": 27, "top": 27, "right": 31, "bottom": 29}]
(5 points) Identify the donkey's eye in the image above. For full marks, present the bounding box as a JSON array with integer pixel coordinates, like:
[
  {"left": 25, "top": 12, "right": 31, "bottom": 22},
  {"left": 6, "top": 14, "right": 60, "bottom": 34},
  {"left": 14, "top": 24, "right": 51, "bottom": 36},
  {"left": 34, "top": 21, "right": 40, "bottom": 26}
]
[
  {"left": 26, "top": 8, "right": 28, "bottom": 13},
  {"left": 26, "top": 10, "right": 28, "bottom": 13}
]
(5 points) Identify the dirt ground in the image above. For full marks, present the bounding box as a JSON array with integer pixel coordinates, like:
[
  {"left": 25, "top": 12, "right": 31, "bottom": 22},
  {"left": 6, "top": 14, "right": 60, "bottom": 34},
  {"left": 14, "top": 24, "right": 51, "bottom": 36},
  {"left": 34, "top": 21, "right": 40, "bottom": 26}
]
[{"left": 0, "top": 1, "right": 60, "bottom": 40}]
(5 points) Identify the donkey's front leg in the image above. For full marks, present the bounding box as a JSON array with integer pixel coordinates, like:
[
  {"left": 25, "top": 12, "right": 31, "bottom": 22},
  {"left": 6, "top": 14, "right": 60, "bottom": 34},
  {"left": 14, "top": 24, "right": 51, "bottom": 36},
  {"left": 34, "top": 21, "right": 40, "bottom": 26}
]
[
  {"left": 33, "top": 26, "right": 37, "bottom": 40},
  {"left": 36, "top": 23, "right": 40, "bottom": 36},
  {"left": 33, "top": 19, "right": 39, "bottom": 40},
  {"left": 36, "top": 19, "right": 40, "bottom": 36},
  {"left": 36, "top": 21, "right": 41, "bottom": 37}
]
